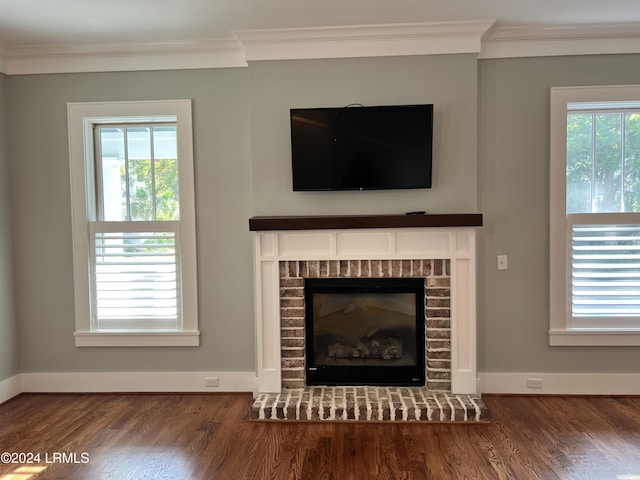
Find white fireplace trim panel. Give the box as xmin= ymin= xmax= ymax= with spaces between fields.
xmin=253 ymin=227 xmax=477 ymax=394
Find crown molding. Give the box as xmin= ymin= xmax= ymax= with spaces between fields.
xmin=3 ymin=21 xmax=640 ymax=74
xmin=481 ymin=22 xmax=640 ymax=58
xmin=5 ymin=38 xmax=247 ymax=75
xmin=233 ymin=20 xmax=496 ymax=61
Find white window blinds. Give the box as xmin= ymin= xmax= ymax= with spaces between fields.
xmin=569 ymin=215 xmax=640 ymax=328
xmin=90 ymin=222 xmax=181 ymax=330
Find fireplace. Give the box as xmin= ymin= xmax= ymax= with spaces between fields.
xmin=249 ymin=214 xmax=481 ymax=395
xmin=305 ymin=277 xmax=426 ymax=386
xmin=279 ymin=258 xmax=450 ymax=390
xmin=249 ymin=215 xmax=487 ymax=422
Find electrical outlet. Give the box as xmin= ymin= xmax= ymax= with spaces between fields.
xmin=204 ymin=377 xmax=219 ymax=388
xmin=526 ymin=378 xmax=543 ymax=389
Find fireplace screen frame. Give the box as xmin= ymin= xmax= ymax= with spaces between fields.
xmin=304 ymin=277 xmax=426 ymax=386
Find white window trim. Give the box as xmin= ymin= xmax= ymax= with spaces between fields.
xmin=67 ymin=100 xmax=199 ymax=347
xmin=550 ymin=85 xmax=640 ymax=346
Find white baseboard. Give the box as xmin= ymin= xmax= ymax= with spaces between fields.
xmin=0 ymin=375 xmax=22 ymax=404
xmin=479 ymin=372 xmax=640 ymax=395
xmin=20 ymin=372 xmax=257 ymax=395
xmin=8 ymin=371 xmax=640 ymax=398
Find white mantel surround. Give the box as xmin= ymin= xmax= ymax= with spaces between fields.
xmin=250 ymin=215 xmax=481 ymax=395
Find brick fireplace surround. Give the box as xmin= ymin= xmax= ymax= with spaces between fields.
xmin=248 ymin=214 xmax=490 ymax=422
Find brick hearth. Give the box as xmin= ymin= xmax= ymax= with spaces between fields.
xmin=252 ymin=387 xmax=490 ymax=422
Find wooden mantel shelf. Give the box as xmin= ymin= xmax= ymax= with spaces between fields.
xmin=249 ymin=213 xmax=483 ymax=231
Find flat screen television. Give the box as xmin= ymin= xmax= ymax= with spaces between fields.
xmin=290 ymin=104 xmax=433 ymax=191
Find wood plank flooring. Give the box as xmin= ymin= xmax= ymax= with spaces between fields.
xmin=0 ymin=393 xmax=639 ymax=479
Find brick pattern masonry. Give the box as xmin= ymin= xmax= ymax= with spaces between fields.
xmin=280 ymin=259 xmax=451 ymax=391
xmin=252 ymin=387 xmax=490 ymax=422
xmin=252 ymin=259 xmax=489 ymax=423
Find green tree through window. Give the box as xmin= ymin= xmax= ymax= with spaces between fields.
xmin=97 ymin=124 xmax=179 ymax=222
xmin=567 ymin=112 xmax=640 ymax=213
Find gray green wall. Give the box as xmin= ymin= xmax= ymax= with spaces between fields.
xmin=0 ymin=72 xmax=18 ymax=381
xmin=4 ymin=51 xmax=640 ymax=379
xmin=8 ymin=69 xmax=255 ymax=373
xmin=249 ymin=55 xmax=479 ymax=215
xmin=478 ymin=54 xmax=640 ymax=374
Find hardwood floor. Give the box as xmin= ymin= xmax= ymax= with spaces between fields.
xmin=0 ymin=393 xmax=639 ymax=479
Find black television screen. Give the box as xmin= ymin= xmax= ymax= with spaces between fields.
xmin=290 ymin=104 xmax=433 ymax=191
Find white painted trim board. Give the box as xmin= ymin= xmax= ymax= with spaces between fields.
xmin=479 ymin=372 xmax=640 ymax=395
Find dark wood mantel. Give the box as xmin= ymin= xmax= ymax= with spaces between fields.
xmin=249 ymin=213 xmax=483 ymax=231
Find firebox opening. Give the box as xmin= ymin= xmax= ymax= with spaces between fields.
xmin=304 ymin=277 xmax=426 ymax=386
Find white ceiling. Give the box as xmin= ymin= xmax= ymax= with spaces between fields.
xmin=1 ymin=0 xmax=640 ymax=47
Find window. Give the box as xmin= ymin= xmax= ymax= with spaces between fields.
xmin=550 ymin=86 xmax=640 ymax=346
xmin=68 ymin=100 xmax=198 ymax=346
